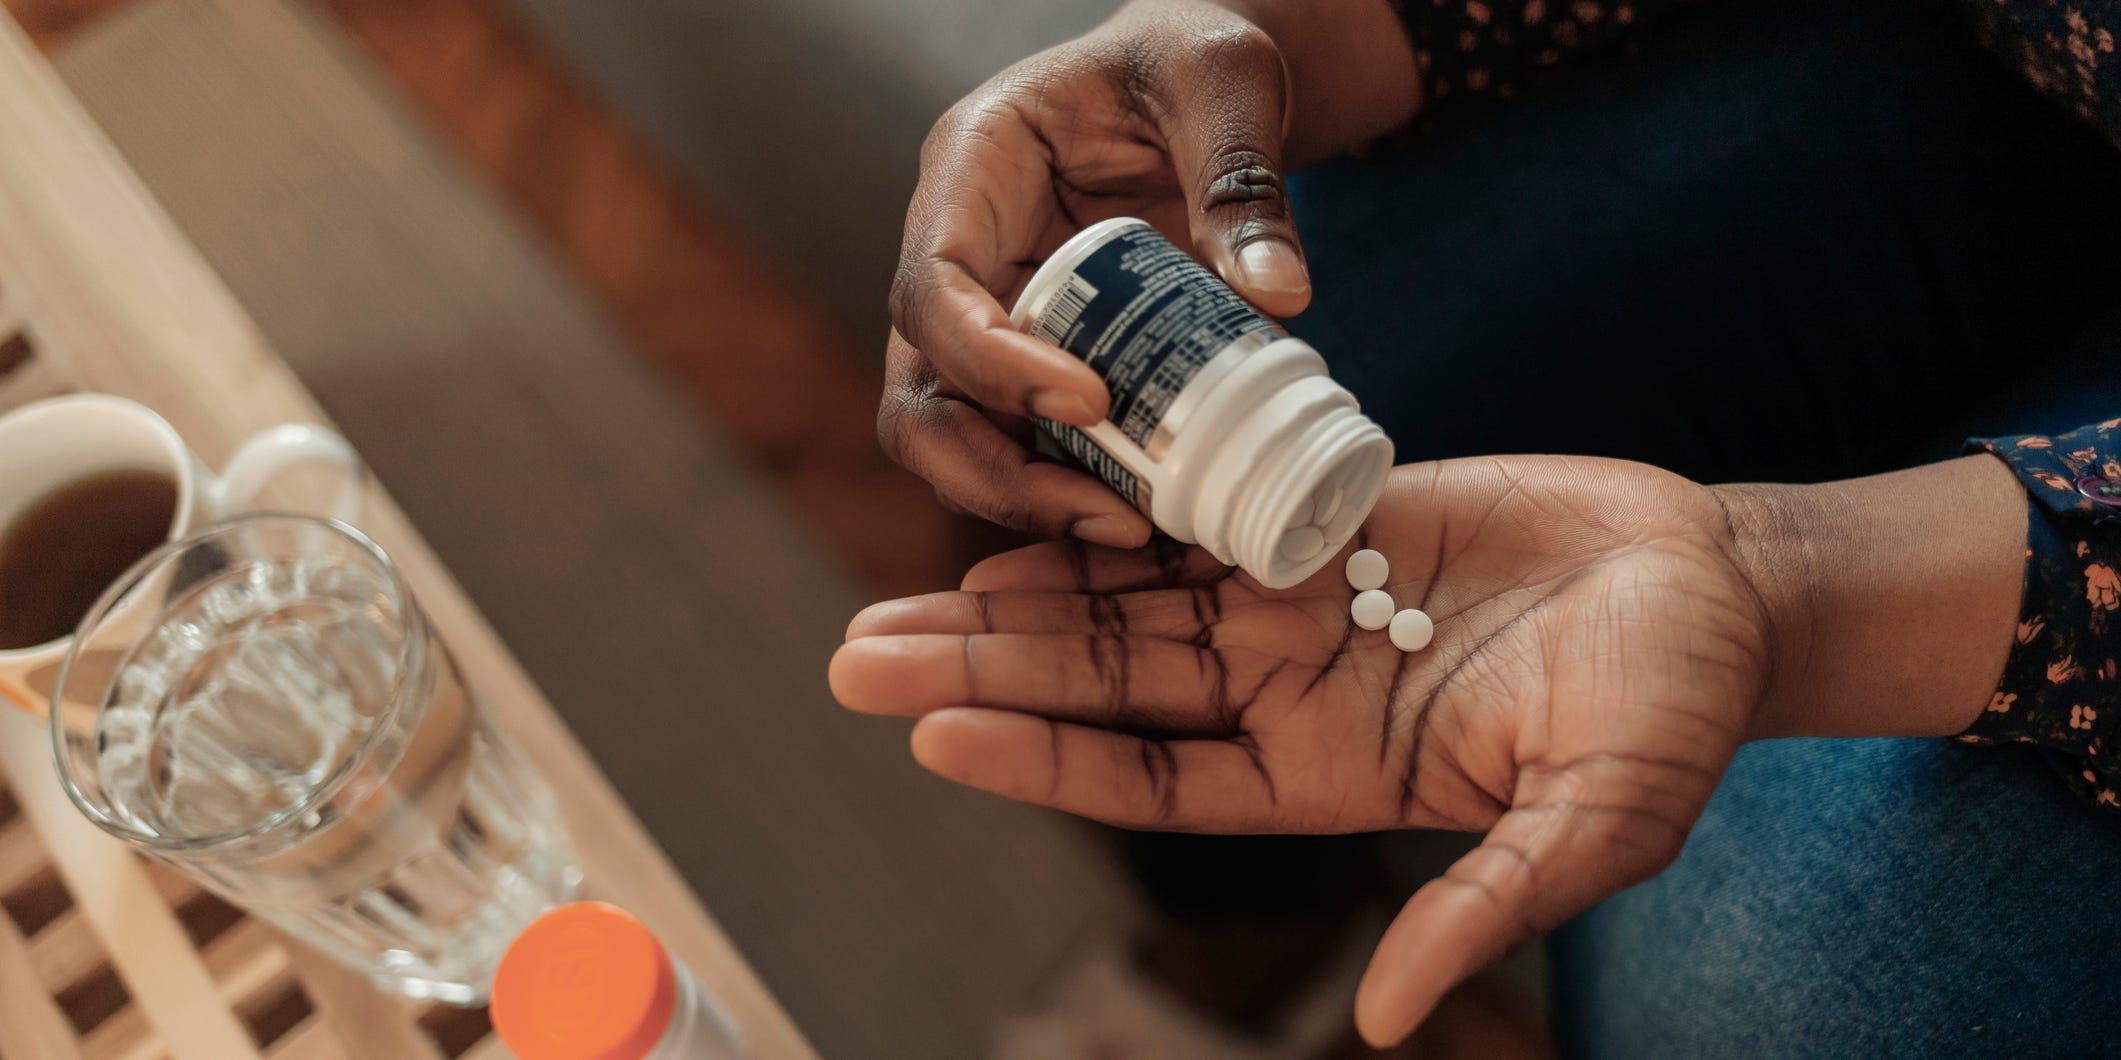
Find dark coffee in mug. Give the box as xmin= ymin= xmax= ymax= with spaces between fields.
xmin=0 ymin=469 xmax=178 ymax=649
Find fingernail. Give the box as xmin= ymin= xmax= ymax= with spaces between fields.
xmin=1071 ymin=515 xmax=1146 ymax=549
xmin=1234 ymin=240 xmax=1309 ymax=297
xmin=1030 ymin=389 xmax=1099 ymax=427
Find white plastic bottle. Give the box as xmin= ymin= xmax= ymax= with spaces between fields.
xmin=491 ymin=902 xmax=747 ymax=1060
xmin=1012 ymin=217 xmax=1394 ymax=588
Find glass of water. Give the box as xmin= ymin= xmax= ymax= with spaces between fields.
xmin=49 ymin=513 xmax=581 ymax=1005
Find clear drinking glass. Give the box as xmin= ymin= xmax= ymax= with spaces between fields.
xmin=50 ymin=513 xmax=581 ymax=1005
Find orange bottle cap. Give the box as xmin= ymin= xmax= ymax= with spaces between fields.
xmin=492 ymin=902 xmax=677 ymax=1060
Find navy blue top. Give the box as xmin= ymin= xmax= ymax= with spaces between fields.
xmin=1389 ymin=0 xmax=2121 ymax=807
xmin=1395 ymin=1 xmax=2121 ymax=146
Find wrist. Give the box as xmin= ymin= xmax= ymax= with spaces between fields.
xmin=1711 ymin=456 xmax=2028 ymax=742
xmin=1703 ymin=480 xmax=1819 ymax=742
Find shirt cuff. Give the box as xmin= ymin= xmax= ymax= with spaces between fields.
xmin=1961 ymin=420 xmax=2121 ymax=810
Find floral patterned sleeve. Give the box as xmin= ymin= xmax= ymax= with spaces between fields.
xmin=1388 ymin=0 xmax=1694 ymax=111
xmin=1961 ymin=419 xmax=2121 ymax=810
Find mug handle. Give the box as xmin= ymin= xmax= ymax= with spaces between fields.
xmin=0 ymin=676 xmax=35 ymax=716
xmin=215 ymin=424 xmax=365 ymax=523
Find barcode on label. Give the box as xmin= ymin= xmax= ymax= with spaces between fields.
xmin=1030 ymin=274 xmax=1098 ymax=347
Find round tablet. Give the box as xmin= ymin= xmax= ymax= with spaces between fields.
xmin=1344 ymin=549 xmax=1388 ymax=592
xmin=1312 ymin=483 xmax=1343 ymax=525
xmin=1350 ymin=589 xmax=1394 ymax=631
xmin=1278 ymin=525 xmax=1326 ymax=562
xmin=1389 ymin=608 xmax=1434 ymax=652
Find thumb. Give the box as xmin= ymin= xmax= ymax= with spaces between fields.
xmin=1351 ymin=780 xmax=1693 ymax=1047
xmin=1157 ymin=24 xmax=1309 ymax=317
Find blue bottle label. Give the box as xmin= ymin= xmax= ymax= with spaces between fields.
xmin=1025 ymin=224 xmax=1281 ymax=499
xmin=1034 ymin=419 xmax=1139 ymax=501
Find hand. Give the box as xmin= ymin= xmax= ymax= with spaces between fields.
xmin=881 ymin=0 xmax=1417 ymax=546
xmin=833 ymin=456 xmax=1770 ymax=1045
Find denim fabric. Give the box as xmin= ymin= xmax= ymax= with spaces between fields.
xmin=1290 ymin=0 xmax=2121 ymax=484
xmin=1548 ymin=739 xmax=2121 ymax=1057
xmin=1264 ymin=0 xmax=2121 ymax=1052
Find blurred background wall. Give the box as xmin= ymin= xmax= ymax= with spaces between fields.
xmin=495 ymin=0 xmax=1121 ymax=342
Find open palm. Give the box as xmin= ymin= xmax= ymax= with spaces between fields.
xmin=832 ymin=455 xmax=1771 ymax=1042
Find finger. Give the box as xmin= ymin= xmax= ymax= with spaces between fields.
xmin=829 ymin=633 xmax=1248 ymax=735
xmin=910 ymin=707 xmax=1279 ymax=830
xmin=1351 ymin=782 xmax=1692 ymax=1047
xmin=898 ymin=272 xmax=1109 ymax=423
xmin=892 ymin=110 xmax=1107 ymax=423
xmin=845 ymin=587 xmax=1224 ymax=642
xmin=933 ymin=490 xmax=975 ymax=518
xmin=1154 ymin=24 xmax=1309 ymax=317
xmin=882 ymin=334 xmax=1150 ymax=545
xmin=962 ymin=539 xmax=1234 ymax=594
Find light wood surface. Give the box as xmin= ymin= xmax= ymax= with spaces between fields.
xmin=41 ymin=1 xmax=1144 ymax=1055
xmin=0 ymin=7 xmax=816 ymax=1057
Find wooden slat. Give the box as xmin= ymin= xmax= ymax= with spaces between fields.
xmin=0 ymin=710 xmax=260 ymax=1060
xmin=200 ymin=920 xmax=289 ymax=1007
xmin=141 ymin=863 xmax=201 ymax=910
xmin=0 ymin=815 xmax=48 ymax=893
xmin=27 ymin=907 xmax=103 ymax=992
xmin=77 ymin=1002 xmax=163 ymax=1060
xmin=281 ymin=948 xmax=445 ymax=1060
xmin=262 ymin=1014 xmax=350 ymax=1060
xmin=0 ymin=899 xmax=84 ymax=1060
xmin=0 ymin=3 xmax=815 ymax=1056
xmin=233 ymin=976 xmax=319 ymax=1055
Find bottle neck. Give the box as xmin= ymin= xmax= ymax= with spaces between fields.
xmin=645 ymin=962 xmax=747 ymax=1059
xmin=1226 ymin=402 xmax=1393 ymax=589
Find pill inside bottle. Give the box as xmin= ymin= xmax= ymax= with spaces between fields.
xmin=1278 ymin=525 xmax=1326 ymax=563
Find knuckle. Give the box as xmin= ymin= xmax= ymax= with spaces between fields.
xmin=1200 ymin=161 xmax=1292 ymax=243
xmin=977 ymin=453 xmax=1062 ymax=535
xmin=1178 ymin=27 xmax=1291 ymax=224
xmin=917 ymin=99 xmax=980 ymax=165
xmin=875 ymin=365 xmax=939 ymax=462
xmin=886 ymin=258 xmax=928 ymax=334
xmin=932 ymin=487 xmax=974 ymax=518
xmin=875 ymin=389 xmax=914 ymax=461
xmin=1200 ymin=149 xmax=1287 ymax=207
xmin=980 ymin=484 xmax=1041 ymax=533
xmin=1192 ymin=22 xmax=1281 ymax=79
xmin=922 ymin=89 xmax=1020 ymax=168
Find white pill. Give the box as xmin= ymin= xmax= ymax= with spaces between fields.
xmin=1278 ymin=525 xmax=1326 ymax=562
xmin=1312 ymin=483 xmax=1343 ymax=525
xmin=1351 ymin=589 xmax=1394 ymax=631
xmin=1344 ymin=548 xmax=1389 ymax=592
xmin=1389 ymin=608 xmax=1435 ymax=652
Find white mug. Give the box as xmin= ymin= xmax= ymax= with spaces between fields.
xmin=0 ymin=394 xmax=363 ymax=714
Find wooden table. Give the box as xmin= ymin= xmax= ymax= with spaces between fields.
xmin=0 ymin=10 xmax=815 ymax=1058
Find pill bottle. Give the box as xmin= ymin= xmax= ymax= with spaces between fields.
xmin=1012 ymin=217 xmax=1393 ymax=589
xmin=492 ymin=902 xmax=746 ymax=1060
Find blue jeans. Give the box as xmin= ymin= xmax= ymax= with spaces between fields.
xmin=1285 ymin=0 xmax=2121 ymax=1054
xmin=1548 ymin=739 xmax=2121 ymax=1057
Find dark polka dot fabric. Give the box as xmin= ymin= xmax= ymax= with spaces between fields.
xmin=1392 ymin=2 xmax=2121 ymax=146
xmin=1965 ymin=422 xmax=2121 ymax=810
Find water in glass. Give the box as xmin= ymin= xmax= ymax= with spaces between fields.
xmin=87 ymin=551 xmax=578 ymax=1004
